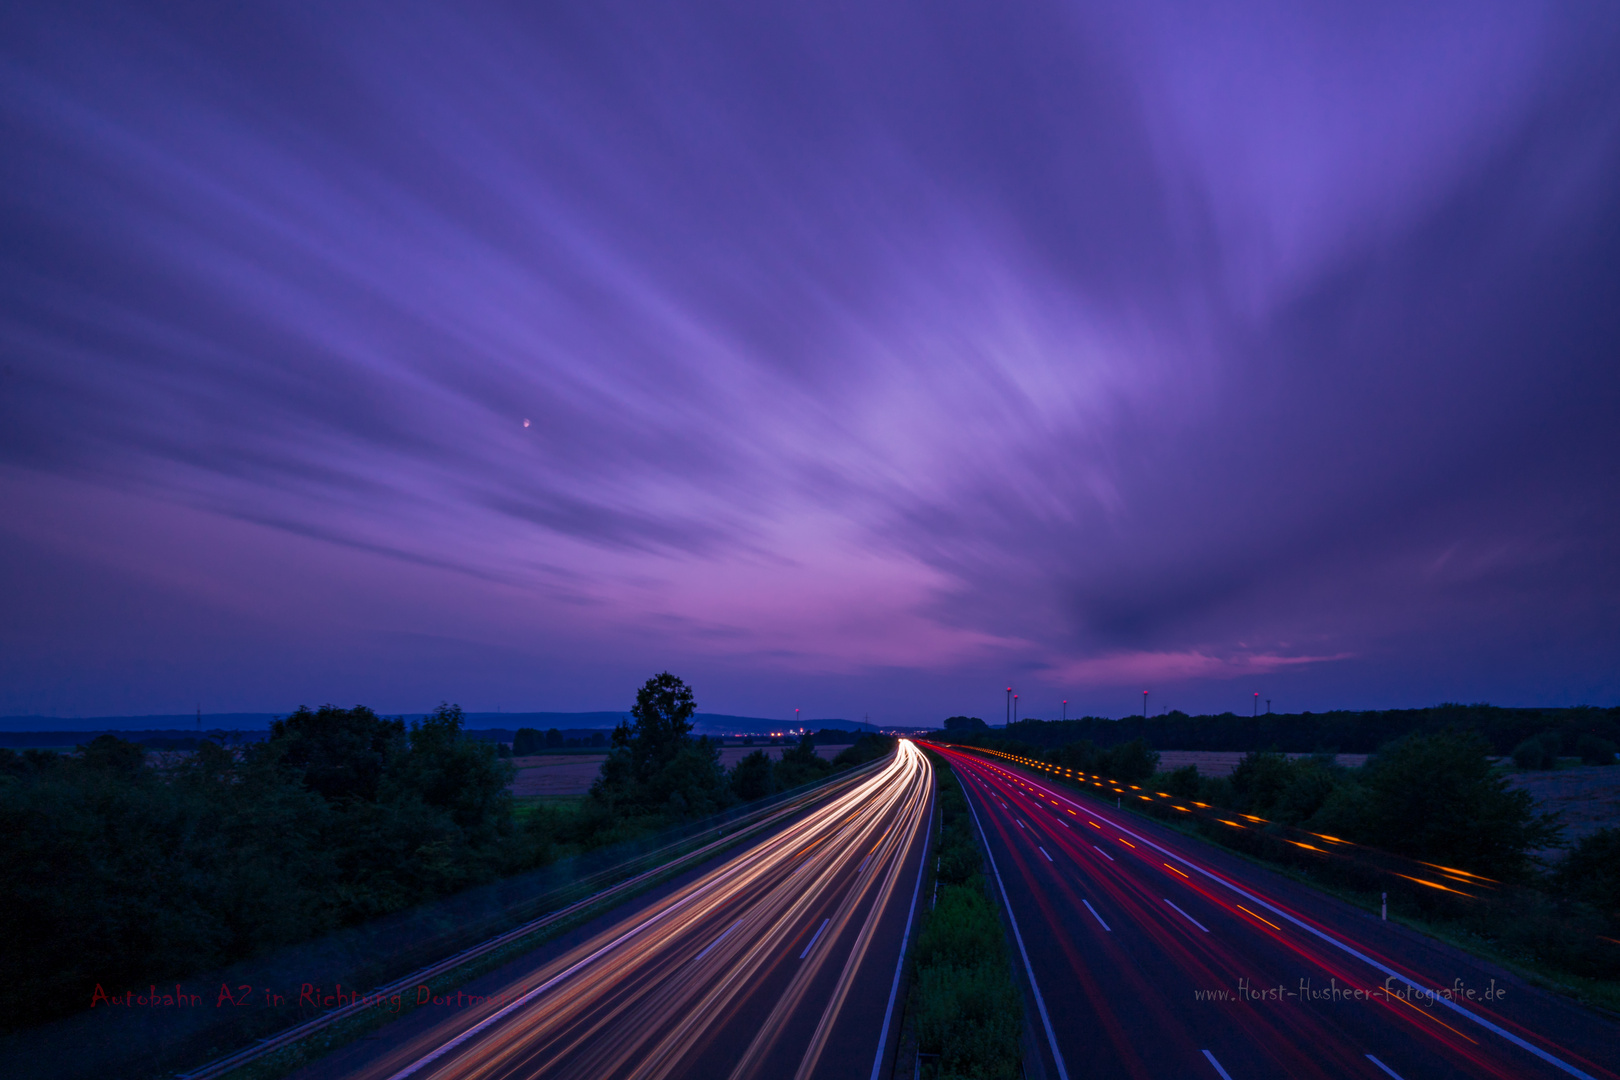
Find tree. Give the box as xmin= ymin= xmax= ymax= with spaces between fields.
xmin=1104 ymin=739 xmax=1159 ymax=783
xmin=1161 ymin=764 xmax=1200 ymax=797
xmin=1511 ymin=737 xmax=1548 ymax=770
xmin=545 ymin=727 xmax=566 ymax=749
xmin=944 ymin=716 xmax=989 ymax=732
xmin=1577 ymin=734 xmax=1617 ymax=766
xmin=775 ymin=733 xmax=832 ymax=789
xmin=1310 ymin=730 xmax=1562 ymax=881
xmin=592 ymin=673 xmax=728 ymax=815
xmin=269 ymin=705 xmax=406 ymax=802
xmin=833 ymin=734 xmax=896 ymax=768
xmin=513 ymin=728 xmax=543 ymax=756
xmin=1553 ymin=827 xmax=1620 ymax=914
xmin=730 ymin=750 xmax=775 ymax=800
xmin=614 ymin=672 xmax=698 ymax=784
xmin=384 ymin=704 xmax=515 ymax=844
xmin=1229 ymin=751 xmax=1293 ymax=813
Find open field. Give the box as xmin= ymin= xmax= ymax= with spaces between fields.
xmin=1153 ymin=750 xmax=1370 ymax=777
xmin=510 ymin=745 xmax=846 ymax=798
xmin=1507 ymin=764 xmax=1620 ymax=851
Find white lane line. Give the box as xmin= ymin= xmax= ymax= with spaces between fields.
xmin=800 ymin=917 xmax=831 ymax=959
xmin=1365 ymin=1054 xmax=1405 ymax=1079
xmin=869 ymin=786 xmax=934 ymax=1080
xmin=1039 ymin=846 xmax=1053 ymax=862
xmin=964 ymin=785 xmax=1071 ymax=1080
xmin=1018 ymin=772 xmax=1598 ymax=1080
xmin=857 ymin=854 xmax=872 ymax=873
xmin=1082 ymin=900 xmax=1111 ymax=932
xmin=1017 ymin=819 xmax=1026 ymax=829
xmin=1092 ymin=845 xmax=1114 ymax=861
xmin=1203 ymin=1048 xmax=1234 ymax=1079
xmin=695 ymin=918 xmax=743 ymax=963
xmin=1164 ymin=898 xmax=1210 ymax=932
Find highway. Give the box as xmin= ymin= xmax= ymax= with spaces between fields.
xmin=935 ymin=745 xmax=1620 ymax=1080
xmin=305 ymin=740 xmax=932 ymax=1080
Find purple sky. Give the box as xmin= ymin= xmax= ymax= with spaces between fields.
xmin=3 ymin=1 xmax=1618 ymax=724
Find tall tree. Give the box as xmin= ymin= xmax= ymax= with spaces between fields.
xmin=615 ymin=672 xmax=698 ymax=785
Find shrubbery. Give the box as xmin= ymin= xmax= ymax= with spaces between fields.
xmin=0 ymin=704 xmax=521 ymax=1031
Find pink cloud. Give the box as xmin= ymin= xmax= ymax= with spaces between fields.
xmin=1048 ymin=649 xmax=1353 ymax=687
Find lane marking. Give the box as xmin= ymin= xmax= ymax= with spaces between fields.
xmin=1083 ymin=899 xmax=1112 ymax=931
xmin=1203 ymin=1049 xmax=1234 ymax=1080
xmin=1017 ymin=819 xmax=1026 ymax=829
xmin=1164 ymin=898 xmax=1210 ymax=932
xmin=963 ymin=781 xmax=1071 ymax=1080
xmin=1164 ymin=862 xmax=1190 ymax=879
xmin=800 ymin=917 xmax=831 ymax=959
xmin=979 ymin=758 xmax=1600 ymax=1080
xmin=1365 ymin=1054 xmax=1405 ymax=1079
xmin=694 ymin=918 xmax=743 ymax=963
xmin=1092 ymin=845 xmax=1114 ymax=861
xmin=1039 ymin=846 xmax=1053 ymax=862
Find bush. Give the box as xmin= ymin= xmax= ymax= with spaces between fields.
xmin=1160 ymin=764 xmax=1200 ymax=797
xmin=730 ymin=750 xmax=774 ymax=801
xmin=1512 ymin=738 xmax=1548 ymax=770
xmin=1309 ymin=729 xmax=1561 ymax=881
xmin=912 ymin=962 xmax=1023 ymax=1080
xmin=513 ymin=727 xmax=543 ymax=756
xmin=833 ymin=733 xmax=896 ymax=768
xmin=911 ymin=884 xmax=1005 ymax=971
xmin=1577 ymin=734 xmax=1618 ymax=766
xmin=0 ymin=705 xmax=521 ymax=1032
xmin=1553 ymin=827 xmax=1620 ymax=914
xmin=1105 ymin=739 xmax=1160 ymax=783
xmin=773 ymin=733 xmax=833 ymax=790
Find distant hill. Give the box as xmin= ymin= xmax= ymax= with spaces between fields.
xmin=0 ymin=710 xmax=880 ymax=742
xmin=0 ymin=713 xmax=282 ymax=733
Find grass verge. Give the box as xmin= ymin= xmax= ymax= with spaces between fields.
xmin=904 ymin=752 xmax=1024 ymax=1080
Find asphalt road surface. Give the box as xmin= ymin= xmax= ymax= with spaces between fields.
xmin=305 ymin=741 xmax=932 ymax=1080
xmin=935 ymin=745 xmax=1619 ymax=1080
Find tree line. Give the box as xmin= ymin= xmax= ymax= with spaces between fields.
xmin=943 ymin=703 xmax=1620 ymax=757
xmin=0 ymin=674 xmax=893 ymax=1032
